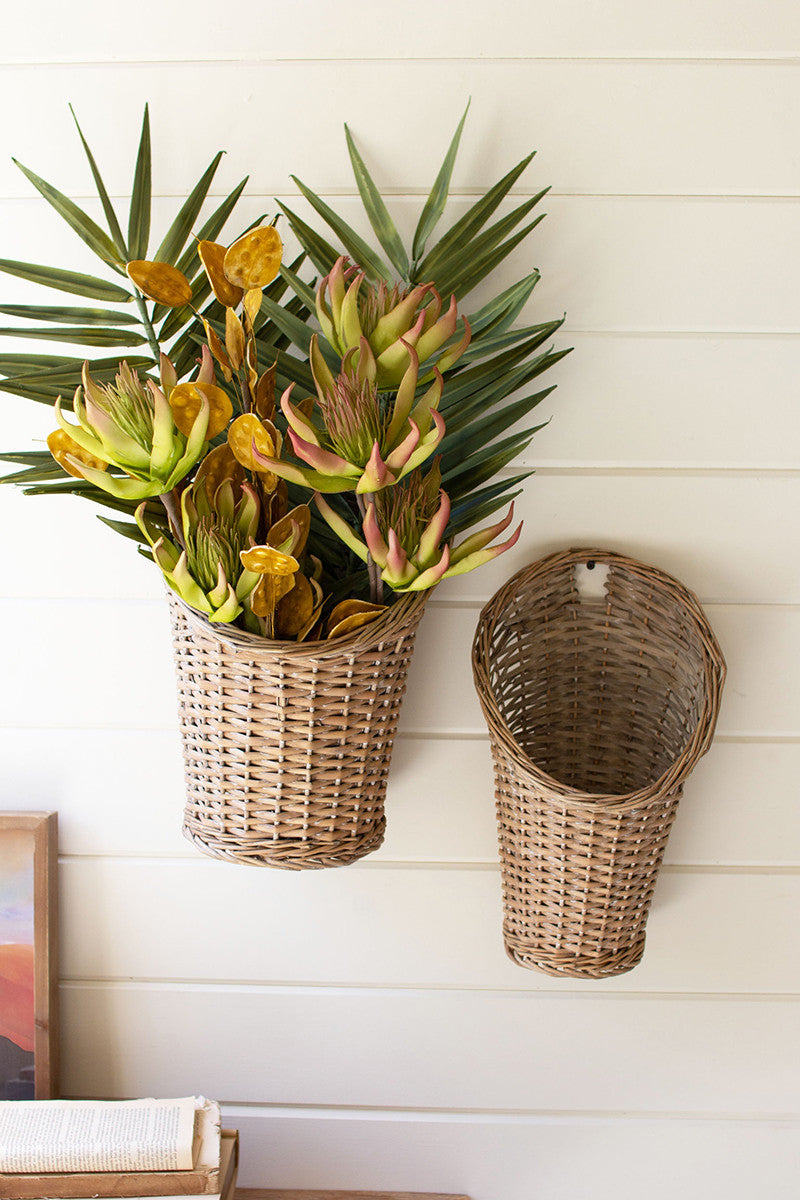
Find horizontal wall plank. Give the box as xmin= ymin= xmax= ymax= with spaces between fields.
xmin=59 ymin=860 xmax=800 ymax=994
xmin=2 ymin=732 xmax=797 ymax=869
xmin=0 ymin=600 xmax=796 ymax=739
xmin=224 ymin=1108 xmax=800 ymax=1200
xmin=6 ymin=330 xmax=797 ymax=470
xmin=3 ymin=62 xmax=800 ymax=198
xmin=1 ymin=190 xmax=799 ymax=346
xmin=2 ymin=473 xmax=796 ymax=605
xmin=5 ymin=1 xmax=800 ymax=63
xmin=536 ymin=334 xmax=800 ymax=469
xmin=60 ymin=984 xmax=799 ymax=1112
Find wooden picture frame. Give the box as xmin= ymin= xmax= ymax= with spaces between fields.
xmin=0 ymin=812 xmax=58 ymax=1099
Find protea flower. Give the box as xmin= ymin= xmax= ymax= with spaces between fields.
xmin=316 ymin=256 xmax=471 ymax=388
xmin=315 ymin=465 xmax=522 ymax=594
xmin=51 ymin=357 xmax=221 ymax=501
xmin=250 ymin=335 xmax=444 ymax=494
xmin=136 ymin=477 xmax=261 ymax=623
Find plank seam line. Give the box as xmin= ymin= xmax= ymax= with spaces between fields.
xmin=4 ymin=55 xmax=800 ymax=67
xmin=1 ymin=726 xmax=797 ymax=745
xmin=60 ymin=979 xmax=800 ymax=1003
xmin=55 ymin=854 xmax=800 ymax=875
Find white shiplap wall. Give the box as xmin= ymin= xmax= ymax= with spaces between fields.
xmin=2 ymin=4 xmax=799 ymax=1197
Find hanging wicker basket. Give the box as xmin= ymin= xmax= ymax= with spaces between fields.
xmin=168 ymin=591 xmax=427 ymax=869
xmin=471 ymin=548 xmax=726 ymax=979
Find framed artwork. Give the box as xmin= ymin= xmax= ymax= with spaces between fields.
xmin=0 ymin=812 xmax=58 ymax=1099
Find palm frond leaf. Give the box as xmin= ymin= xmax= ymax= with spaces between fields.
xmin=127 ymin=105 xmax=152 ymax=261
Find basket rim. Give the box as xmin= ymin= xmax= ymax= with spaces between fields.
xmin=169 ymin=587 xmax=428 ymax=662
xmin=471 ymin=546 xmax=727 ymax=813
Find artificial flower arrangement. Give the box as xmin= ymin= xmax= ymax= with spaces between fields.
xmin=0 ymin=104 xmax=569 ymax=642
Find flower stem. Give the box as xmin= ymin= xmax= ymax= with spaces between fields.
xmin=356 ymin=493 xmax=383 ymax=605
xmin=135 ymin=294 xmax=163 ymax=366
xmin=159 ymin=487 xmax=185 ymax=551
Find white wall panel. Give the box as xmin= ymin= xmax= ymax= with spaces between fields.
xmin=2 ymin=474 xmax=796 ymax=604
xmin=3 ymin=62 xmax=800 ymax=198
xmin=59 ymin=860 xmax=800 ymax=995
xmin=5 ymin=1 xmax=800 ymax=63
xmin=60 ymin=984 xmax=799 ymax=1112
xmin=3 ymin=732 xmax=797 ymax=869
xmin=2 ymin=192 xmax=798 ymax=341
xmin=0 ymin=600 xmax=796 ymax=738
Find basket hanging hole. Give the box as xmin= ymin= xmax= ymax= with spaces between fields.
xmin=574 ymin=561 xmax=610 ymax=601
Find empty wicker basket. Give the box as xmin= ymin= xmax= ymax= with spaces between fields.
xmin=472 ymin=548 xmax=726 ymax=978
xmin=169 ymin=591 xmax=426 ymax=869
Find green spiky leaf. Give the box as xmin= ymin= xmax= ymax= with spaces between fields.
xmin=0 ymin=258 xmax=133 ymax=302
xmin=345 ymin=125 xmax=409 ymax=278
xmin=127 ymin=105 xmax=151 ymax=261
xmin=12 ymin=158 xmax=125 ymax=272
xmin=411 ymin=101 xmax=470 ymax=264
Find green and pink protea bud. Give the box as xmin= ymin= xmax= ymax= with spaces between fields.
xmin=52 ymin=360 xmax=213 ymax=501
xmin=314 ymin=466 xmax=523 ymax=594
xmin=316 ymin=255 xmax=471 ymax=389
xmin=135 ymin=476 xmax=262 ymax=623
xmin=249 ymin=336 xmax=445 ymax=495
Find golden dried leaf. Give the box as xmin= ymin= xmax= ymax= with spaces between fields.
xmin=296 ymin=395 xmax=315 ymax=421
xmin=241 ymin=544 xmax=299 ymax=576
xmin=126 ymin=260 xmax=192 ymax=307
xmin=267 ymin=505 xmax=311 ymax=557
xmin=227 ymin=413 xmax=277 ymax=485
xmin=327 ymin=606 xmax=388 ymax=640
xmin=327 ymin=599 xmax=387 ymax=629
xmin=47 ymin=429 xmax=108 ymax=479
xmin=169 ymin=381 xmax=232 ymax=440
xmin=274 ymin=573 xmax=315 ymax=638
xmin=225 ymin=307 xmax=246 ymax=371
xmin=255 ymin=361 xmax=276 ymax=421
xmin=202 ymin=318 xmax=233 ymax=383
xmin=223 ymin=226 xmax=283 ymax=290
xmin=194 ymin=443 xmax=245 ymax=501
xmin=251 ymin=572 xmax=296 ymax=623
xmin=243 ymin=288 xmax=263 ymax=327
xmin=197 ymin=240 xmax=243 ymax=308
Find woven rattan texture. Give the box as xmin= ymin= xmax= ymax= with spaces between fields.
xmin=169 ymin=592 xmax=427 ymax=869
xmin=472 ymin=548 xmax=726 ymax=978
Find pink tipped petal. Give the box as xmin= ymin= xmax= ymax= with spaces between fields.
xmin=362 ymin=502 xmax=389 ymax=568
xmin=448 ymin=502 xmax=517 ymax=566
xmin=402 ymin=545 xmax=451 ymax=592
xmin=328 ymin=256 xmax=348 ymax=325
xmin=415 ymin=294 xmax=458 ymax=362
xmin=370 ymin=284 xmax=430 ymax=355
xmin=196 ymin=344 xmax=216 ymax=385
xmin=397 ymin=410 xmax=445 ymax=479
xmin=436 ymin=314 xmax=473 ymax=373
xmin=383 ymin=529 xmax=414 ymax=587
xmin=356 ymin=336 xmax=377 ymax=384
xmin=416 ymin=490 xmax=451 ymax=567
xmin=288 ymin=428 xmax=360 ymax=478
xmin=409 ymin=368 xmax=443 ymax=436
xmin=340 ymin=273 xmax=365 ymax=349
xmin=419 ymin=288 xmax=443 ymax=334
xmin=309 ymin=335 xmax=337 ymax=398
xmin=384 ymin=418 xmax=421 ymax=473
xmin=445 ymin=520 xmax=523 ymax=579
xmin=160 ymin=352 xmax=178 ymax=394
xmin=281 ymin=384 xmax=321 ymax=445
xmin=357 ymin=441 xmax=392 ymax=493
